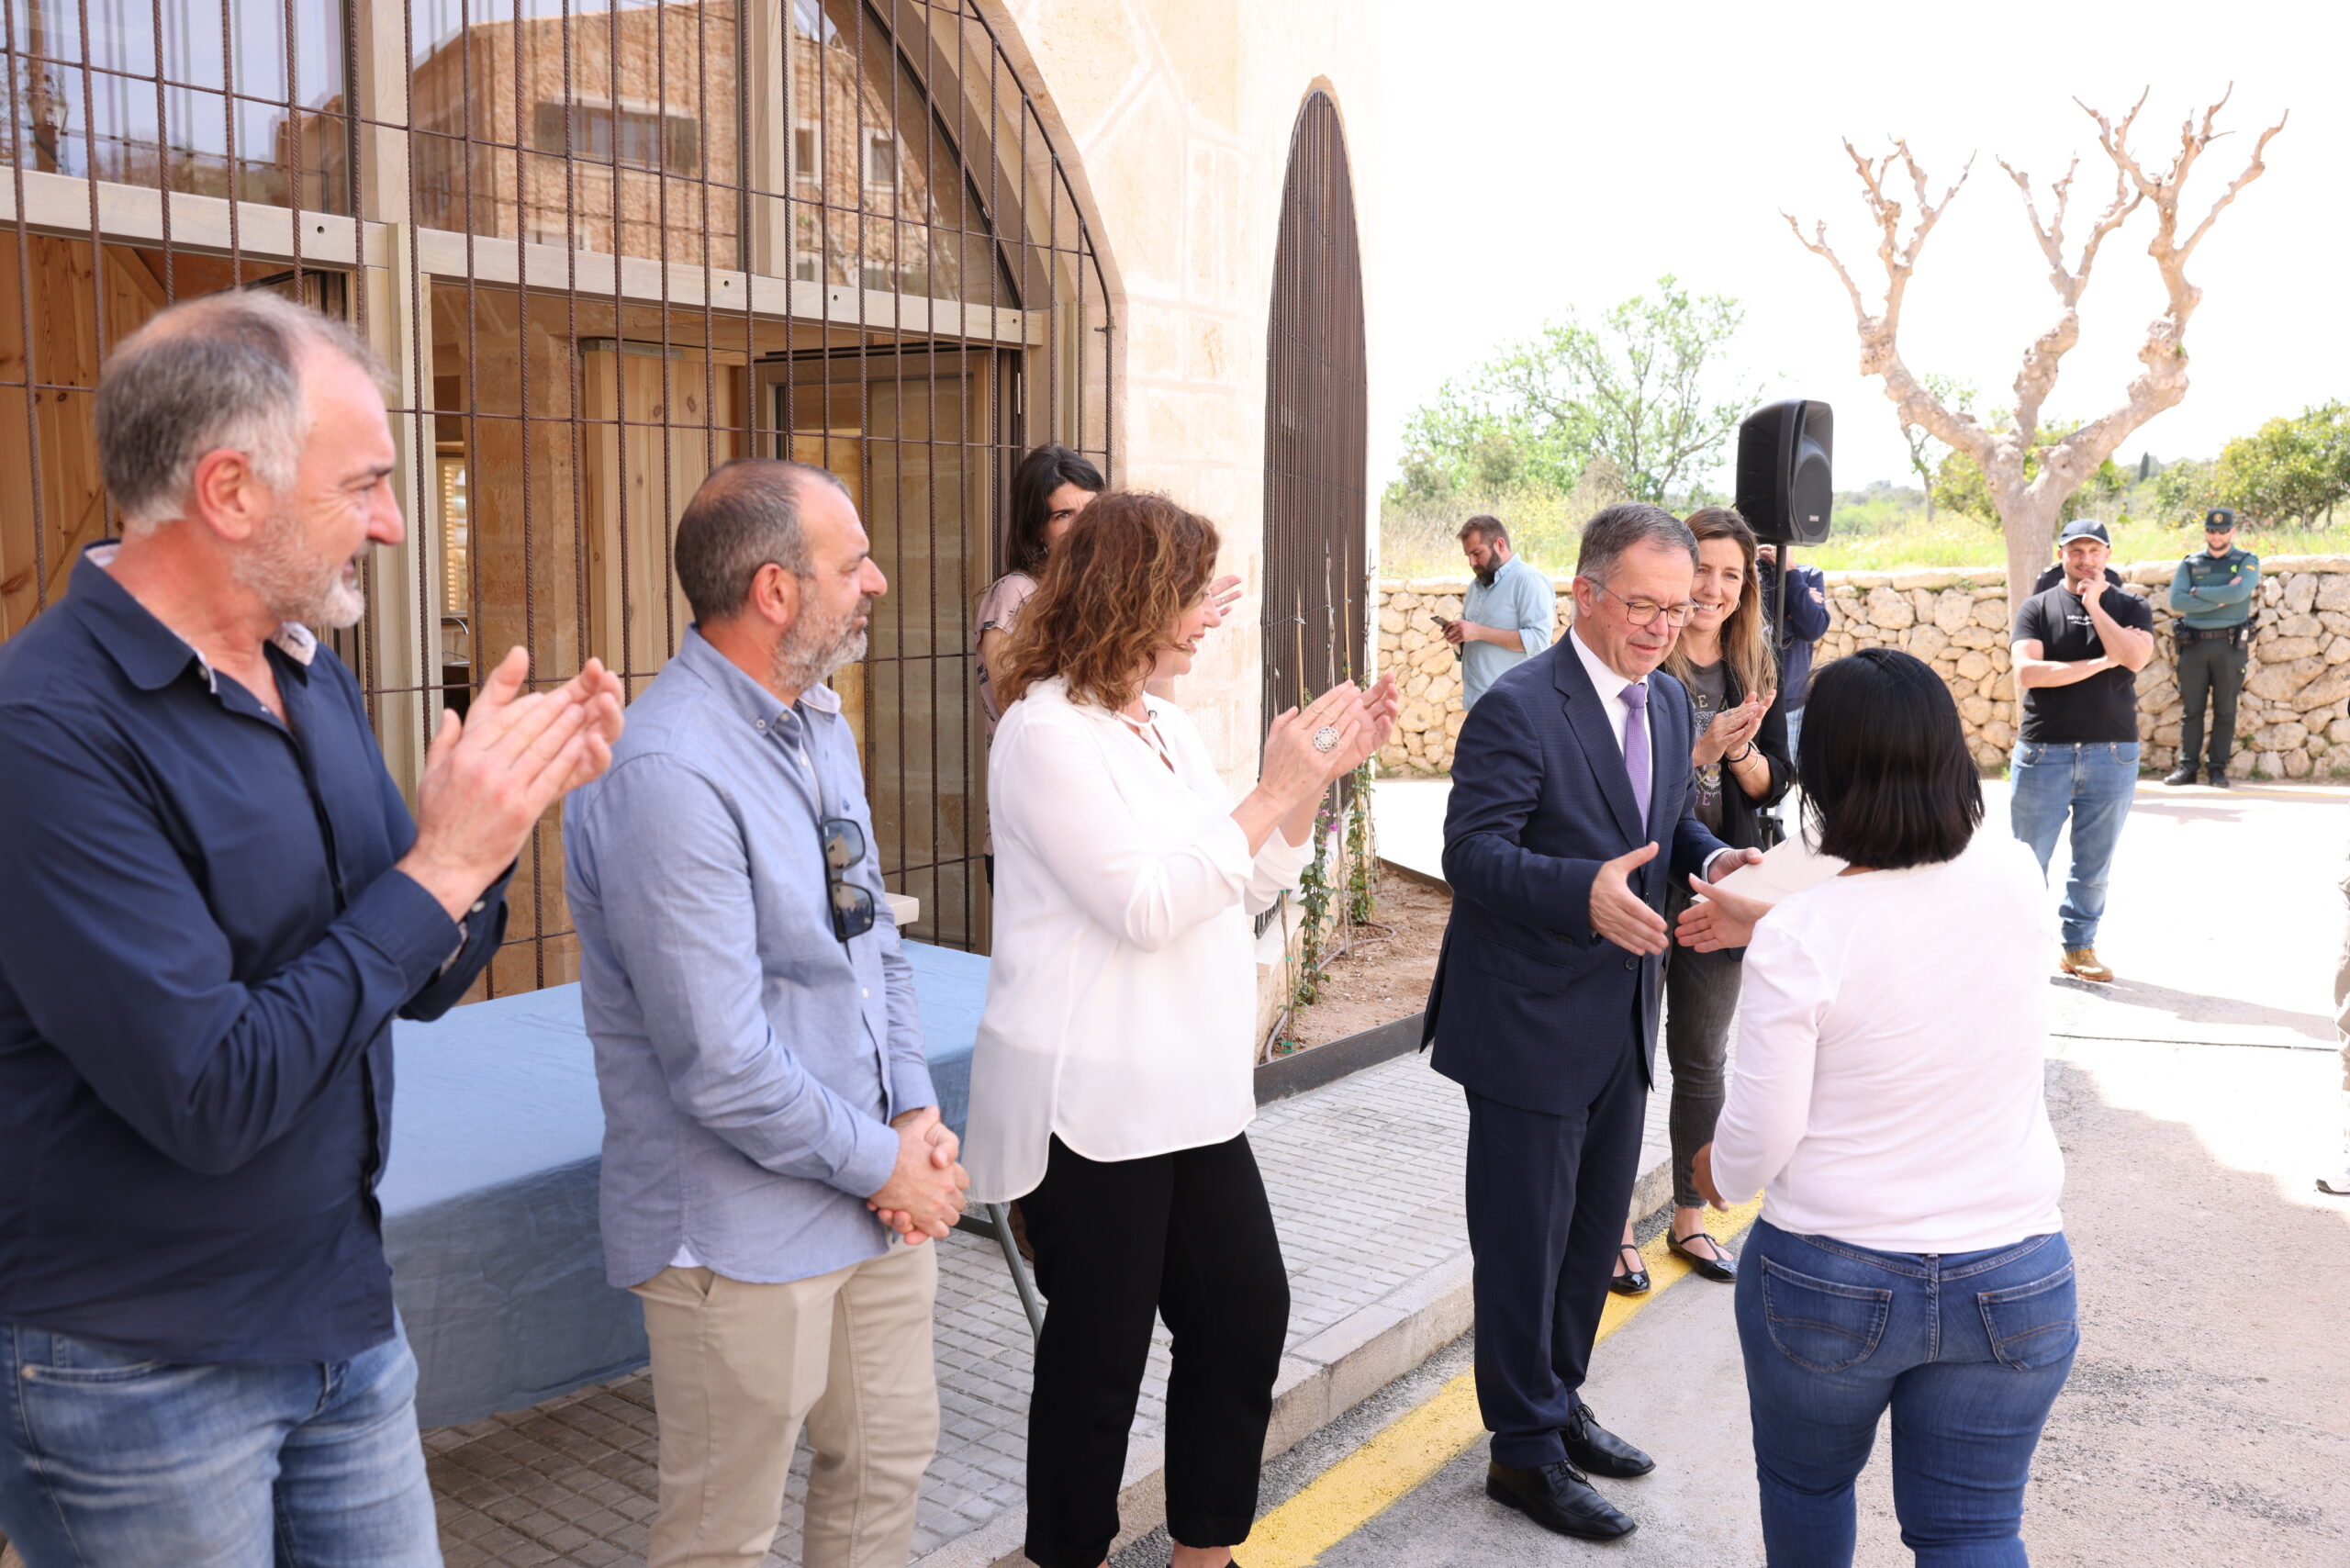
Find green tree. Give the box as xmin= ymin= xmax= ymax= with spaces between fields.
xmin=2152 ymin=456 xmax=2222 ymax=524
xmin=1385 ymin=276 xmax=1754 ymax=510
xmin=2213 ymin=403 xmax=2350 ymax=525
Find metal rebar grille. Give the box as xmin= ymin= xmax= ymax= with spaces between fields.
xmin=1261 ymin=89 xmax=1365 ymax=763
xmin=3 ymin=0 xmax=1111 ymax=992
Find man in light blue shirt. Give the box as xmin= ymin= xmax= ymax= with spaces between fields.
xmin=1445 ymin=514 xmax=1555 ymax=709
xmin=565 ymin=458 xmax=967 ymax=1568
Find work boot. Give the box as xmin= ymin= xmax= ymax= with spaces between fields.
xmin=2163 ymin=762 xmax=2198 ymax=786
xmin=2207 ymin=765 xmax=2230 ymax=789
xmin=2060 ymin=948 xmax=2114 ymax=983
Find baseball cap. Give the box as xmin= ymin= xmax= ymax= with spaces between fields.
xmin=2204 ymin=507 xmax=2238 ymax=532
xmin=2057 ymin=519 xmax=2111 ymax=546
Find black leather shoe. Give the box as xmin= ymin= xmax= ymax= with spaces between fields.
xmin=1486 ymin=1459 xmax=1637 ymax=1540
xmin=2207 ymin=767 xmax=2230 ymax=789
xmin=1609 ymin=1242 xmax=1651 ymax=1295
xmin=1668 ymin=1230 xmax=1737 ymax=1282
xmin=1562 ymin=1401 xmax=1655 ymax=1479
xmin=2163 ymin=763 xmax=2198 ymax=786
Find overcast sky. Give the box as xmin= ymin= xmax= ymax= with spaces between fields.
xmin=1360 ymin=0 xmax=2346 ymax=498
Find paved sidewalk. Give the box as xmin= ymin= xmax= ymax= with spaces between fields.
xmin=423 ymin=1050 xmax=1478 ymax=1568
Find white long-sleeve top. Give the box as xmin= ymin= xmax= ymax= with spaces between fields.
xmin=962 ymin=678 xmax=1309 ymax=1202
xmin=1707 ymin=830 xmax=2066 ymax=1254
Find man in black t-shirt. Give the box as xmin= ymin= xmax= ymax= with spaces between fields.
xmin=2009 ymin=519 xmax=2157 ymax=984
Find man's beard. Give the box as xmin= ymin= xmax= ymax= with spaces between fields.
xmin=1473 ymin=563 xmax=1498 ymax=588
xmin=233 ymin=509 xmax=367 ymax=629
xmin=773 ymin=593 xmax=875 ymax=693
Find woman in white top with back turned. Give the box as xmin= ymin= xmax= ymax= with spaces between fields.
xmin=1686 ymin=647 xmax=2076 ymax=1568
xmin=965 ymin=491 xmax=1394 ymax=1568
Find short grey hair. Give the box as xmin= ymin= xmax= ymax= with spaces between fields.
xmin=674 ymin=458 xmax=853 ymax=623
xmin=1575 ymin=501 xmax=1696 ymax=581
xmin=95 ymin=290 xmax=388 ymax=535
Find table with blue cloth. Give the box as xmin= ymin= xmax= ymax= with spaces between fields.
xmin=380 ymin=942 xmax=990 ymax=1428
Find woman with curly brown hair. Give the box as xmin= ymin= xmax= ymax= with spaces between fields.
xmin=963 ymin=492 xmax=1395 ymax=1568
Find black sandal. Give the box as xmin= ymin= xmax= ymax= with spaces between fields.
xmin=1608 ymin=1242 xmax=1651 ymax=1295
xmin=1669 ymin=1230 xmax=1737 ymax=1282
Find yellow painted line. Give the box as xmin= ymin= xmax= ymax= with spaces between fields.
xmin=1243 ymin=1194 xmax=1766 ymax=1568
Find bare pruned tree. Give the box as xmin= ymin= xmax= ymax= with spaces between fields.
xmin=1786 ymin=88 xmax=2286 ymax=601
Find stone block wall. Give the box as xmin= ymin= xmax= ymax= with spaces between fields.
xmin=1373 ymin=555 xmax=2350 ymax=780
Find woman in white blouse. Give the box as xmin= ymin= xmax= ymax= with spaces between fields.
xmin=964 ymin=491 xmax=1394 ymax=1568
xmin=1685 ymin=647 xmax=2076 ymax=1566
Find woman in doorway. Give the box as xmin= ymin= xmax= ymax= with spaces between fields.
xmin=1611 ymin=506 xmax=1788 ymax=1294
xmin=975 ymin=445 xmax=1237 ymax=884
xmin=976 ymin=447 xmax=1102 ymax=888
xmin=1686 ymin=648 xmax=2075 ymax=1565
xmin=964 ymin=492 xmax=1395 ymax=1568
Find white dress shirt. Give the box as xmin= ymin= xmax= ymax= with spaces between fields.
xmin=962 ymin=678 xmax=1310 ymax=1203
xmin=1707 ymin=831 xmax=2066 ymax=1254
xmin=1569 ymin=625 xmax=1649 ymax=763
xmin=1571 ymin=625 xmax=1738 ymax=879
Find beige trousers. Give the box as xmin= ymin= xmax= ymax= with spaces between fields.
xmin=631 ymin=1241 xmax=940 ymax=1568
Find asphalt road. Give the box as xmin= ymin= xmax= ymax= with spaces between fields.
xmin=1153 ymin=780 xmax=2350 ymax=1567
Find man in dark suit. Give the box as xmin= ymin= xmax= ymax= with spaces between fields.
xmin=1423 ymin=503 xmax=1759 ymax=1540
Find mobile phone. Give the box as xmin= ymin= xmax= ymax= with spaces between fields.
xmin=1432 ymin=616 xmax=1452 ymax=628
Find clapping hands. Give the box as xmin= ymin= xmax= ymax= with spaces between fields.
xmin=1692 ymin=689 xmax=1773 ymax=767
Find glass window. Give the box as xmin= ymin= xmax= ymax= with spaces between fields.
xmin=3 ymin=0 xmax=351 ymax=210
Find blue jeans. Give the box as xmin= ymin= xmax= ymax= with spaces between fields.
xmin=0 ymin=1322 xmax=441 ymax=1568
xmin=2008 ymin=740 xmax=2138 ymax=949
xmin=1735 ymin=1222 xmax=2076 ymax=1567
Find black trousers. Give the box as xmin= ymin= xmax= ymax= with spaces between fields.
xmin=1663 ymin=884 xmax=1743 ymax=1212
xmin=1019 ymin=1133 xmax=1289 ymax=1568
xmin=1465 ymin=1042 xmax=1648 ymax=1471
xmin=2177 ymin=635 xmax=2246 ymax=770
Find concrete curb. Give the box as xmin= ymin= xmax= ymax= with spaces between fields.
xmin=1256 ymin=1012 xmax=1425 ymax=1104
xmin=909 ymin=1246 xmax=1478 ymax=1568
xmin=912 ymin=1092 xmax=1672 ymax=1568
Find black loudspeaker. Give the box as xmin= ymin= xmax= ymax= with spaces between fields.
xmin=1735 ymin=399 xmax=1833 ymax=544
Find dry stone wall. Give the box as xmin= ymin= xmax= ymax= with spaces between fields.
xmin=1373 ymin=555 xmax=2350 ymax=781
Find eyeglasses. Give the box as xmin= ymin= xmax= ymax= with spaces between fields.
xmin=1589 ymin=580 xmax=1699 ymax=629
xmin=821 ymin=816 xmax=877 ymax=944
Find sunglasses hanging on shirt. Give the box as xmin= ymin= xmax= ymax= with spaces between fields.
xmin=821 ymin=816 xmax=878 ymax=945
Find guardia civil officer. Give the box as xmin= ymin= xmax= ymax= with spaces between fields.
xmin=2164 ymin=507 xmax=2260 ymax=788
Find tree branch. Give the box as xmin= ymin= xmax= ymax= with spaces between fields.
xmin=1783 ymin=141 xmax=1991 ymax=468
xmin=2049 ymin=86 xmax=2288 ymax=495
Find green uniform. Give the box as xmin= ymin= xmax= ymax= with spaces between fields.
xmin=2167 ymin=546 xmax=2259 ymax=774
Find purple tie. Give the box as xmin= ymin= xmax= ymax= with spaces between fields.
xmin=1619 ymin=680 xmax=1651 ymax=827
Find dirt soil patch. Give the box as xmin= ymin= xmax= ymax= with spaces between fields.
xmin=1273 ymin=871 xmax=1451 ymax=1054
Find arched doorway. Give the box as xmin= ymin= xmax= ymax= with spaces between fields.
xmin=1 ymin=0 xmax=1112 ymax=980
xmin=1261 ymin=89 xmax=1366 ymax=734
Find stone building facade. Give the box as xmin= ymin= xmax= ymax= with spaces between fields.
xmin=1375 ymin=555 xmax=2350 ymax=781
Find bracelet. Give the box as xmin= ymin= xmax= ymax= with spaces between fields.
xmin=1728 ymin=742 xmax=1756 ymax=765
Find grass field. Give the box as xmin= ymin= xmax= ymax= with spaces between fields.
xmin=1379 ymin=487 xmax=2350 ymax=580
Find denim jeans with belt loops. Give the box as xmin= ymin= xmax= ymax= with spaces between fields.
xmin=2008 ymin=739 xmax=2138 ymax=950
xmin=0 ymin=1320 xmax=442 ymax=1568
xmin=1735 ymin=1220 xmax=2078 ymax=1567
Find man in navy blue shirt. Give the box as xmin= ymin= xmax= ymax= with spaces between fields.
xmin=0 ymin=291 xmax=621 ymax=1566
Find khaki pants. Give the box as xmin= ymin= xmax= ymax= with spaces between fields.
xmin=632 ymin=1241 xmax=939 ymax=1568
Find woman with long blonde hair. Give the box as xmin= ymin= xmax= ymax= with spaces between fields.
xmin=1611 ymin=505 xmax=1791 ymax=1294
xmin=963 ymin=492 xmax=1395 ymax=1568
